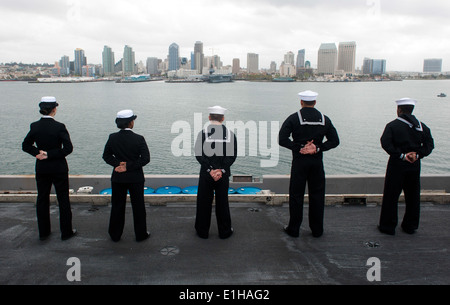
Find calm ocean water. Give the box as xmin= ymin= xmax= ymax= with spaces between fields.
xmin=1 ymin=79 xmax=449 ymax=177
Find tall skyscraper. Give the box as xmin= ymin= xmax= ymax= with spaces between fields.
xmin=372 ymin=59 xmax=386 ymax=75
xmin=232 ymin=58 xmax=240 ymax=74
xmin=296 ymin=49 xmax=305 ymax=69
xmin=123 ymin=45 xmax=136 ymax=75
xmin=74 ymin=48 xmax=86 ymax=76
xmin=338 ymin=41 xmax=356 ymax=74
xmin=59 ymin=55 xmax=70 ymax=76
xmin=146 ymin=57 xmax=159 ymax=75
xmin=191 ymin=52 xmax=195 ymax=70
xmin=270 ymin=61 xmax=277 ymax=74
xmin=168 ymin=43 xmax=180 ymax=71
xmin=194 ymin=41 xmax=204 ymax=74
xmin=212 ymin=55 xmax=221 ymax=69
xmin=284 ymin=51 xmax=295 ymax=66
xmin=363 ymin=57 xmax=386 ymax=75
xmin=423 ymin=59 xmax=442 ymax=73
xmin=247 ymin=53 xmax=259 ymax=74
xmin=362 ymin=57 xmax=373 ymax=75
xmin=317 ymin=43 xmax=337 ymax=75
xmin=102 ymin=46 xmax=115 ymax=76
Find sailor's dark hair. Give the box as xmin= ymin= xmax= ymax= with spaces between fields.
xmin=302 ymin=100 xmax=316 ymax=106
xmin=39 ymin=107 xmax=55 ymax=115
xmin=398 ymin=105 xmax=414 ymax=114
xmin=116 ymin=121 xmax=133 ymax=129
xmin=209 ymin=114 xmax=225 ymax=122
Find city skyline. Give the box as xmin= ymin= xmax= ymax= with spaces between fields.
xmin=1 ymin=1 xmax=449 ymax=72
xmin=13 ymin=40 xmax=447 ymax=76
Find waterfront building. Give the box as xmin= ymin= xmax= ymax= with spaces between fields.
xmin=372 ymin=59 xmax=386 ymax=75
xmin=362 ymin=57 xmax=373 ymax=75
xmin=94 ymin=64 xmax=102 ymax=76
xmin=74 ymin=48 xmax=86 ymax=76
xmin=82 ymin=65 xmax=95 ymax=77
xmin=59 ymin=55 xmax=70 ymax=76
xmin=363 ymin=57 xmax=386 ymax=75
xmin=232 ymin=58 xmax=240 ymax=75
xmin=168 ymin=43 xmax=180 ymax=71
xmin=146 ymin=57 xmax=159 ymax=75
xmin=247 ymin=53 xmax=259 ymax=74
xmin=114 ymin=59 xmax=123 ymax=74
xmin=136 ymin=61 xmax=146 ymax=74
xmin=161 ymin=59 xmax=168 ymax=73
xmin=102 ymin=46 xmax=115 ymax=76
xmin=52 ymin=62 xmax=60 ymax=76
xmin=194 ymin=41 xmax=204 ymax=74
xmin=279 ymin=63 xmax=296 ymax=77
xmin=190 ymin=52 xmax=195 ymax=70
xmin=212 ymin=55 xmax=221 ymax=69
xmin=305 ymin=61 xmax=311 ymax=69
xmin=284 ymin=51 xmax=295 ymax=66
xmin=423 ymin=58 xmax=442 ymax=73
xmin=317 ymin=43 xmax=337 ymax=75
xmin=180 ymin=57 xmax=190 ymax=69
xmin=205 ymin=55 xmax=222 ymax=70
xmin=296 ymin=49 xmax=305 ymax=70
xmin=123 ymin=45 xmax=136 ymax=75
xmin=338 ymin=41 xmax=356 ymax=74
xmin=270 ymin=61 xmax=277 ymax=74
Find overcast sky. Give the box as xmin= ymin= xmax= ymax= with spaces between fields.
xmin=1 ymin=0 xmax=449 ymax=71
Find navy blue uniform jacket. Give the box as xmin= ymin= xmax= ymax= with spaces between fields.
xmin=102 ymin=130 xmax=150 ymax=183
xmin=22 ymin=117 xmax=73 ymax=174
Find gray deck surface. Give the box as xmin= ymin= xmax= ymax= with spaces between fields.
xmin=1 ymin=202 xmax=449 ymax=286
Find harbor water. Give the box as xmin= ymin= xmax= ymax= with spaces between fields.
xmin=1 ymin=79 xmax=449 ymax=177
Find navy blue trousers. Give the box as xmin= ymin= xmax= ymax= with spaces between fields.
xmin=286 ymin=157 xmax=325 ymax=237
xmin=195 ymin=173 xmax=233 ymax=239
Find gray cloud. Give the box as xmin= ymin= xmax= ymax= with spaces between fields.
xmin=0 ymin=0 xmax=448 ymax=71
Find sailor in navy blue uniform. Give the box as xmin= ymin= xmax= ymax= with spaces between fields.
xmin=194 ymin=106 xmax=237 ymax=239
xmin=279 ymin=91 xmax=340 ymax=238
xmin=22 ymin=96 xmax=76 ymax=241
xmin=103 ymin=110 xmax=151 ymax=242
xmin=378 ymin=98 xmax=434 ymax=235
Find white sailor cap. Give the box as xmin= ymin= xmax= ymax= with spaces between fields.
xmin=395 ymin=98 xmax=417 ymax=106
xmin=116 ymin=109 xmax=136 ymax=119
xmin=39 ymin=96 xmax=59 ymax=108
xmin=298 ymin=90 xmax=318 ymax=102
xmin=115 ymin=110 xmax=137 ymax=126
xmin=208 ymin=106 xmax=227 ymax=115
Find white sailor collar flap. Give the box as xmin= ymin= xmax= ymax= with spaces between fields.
xmin=204 ymin=125 xmax=231 ymax=143
xmin=298 ymin=110 xmax=325 ymax=126
xmin=396 ymin=117 xmax=423 ymax=132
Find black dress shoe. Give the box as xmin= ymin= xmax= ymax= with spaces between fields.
xmin=378 ymin=225 xmax=395 ymax=236
xmin=283 ymin=226 xmax=299 ymax=238
xmin=401 ymin=226 xmax=416 ymax=235
xmin=136 ymin=232 xmax=151 ymax=242
xmin=62 ymin=229 xmax=77 ymax=241
xmin=220 ymin=228 xmax=234 ymax=240
xmin=312 ymin=231 xmax=323 ymax=238
xmin=196 ymin=229 xmax=209 ymax=239
xmin=39 ymin=233 xmax=51 ymax=241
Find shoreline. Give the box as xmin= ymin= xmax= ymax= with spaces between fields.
xmin=0 ymin=78 xmax=446 ymax=84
